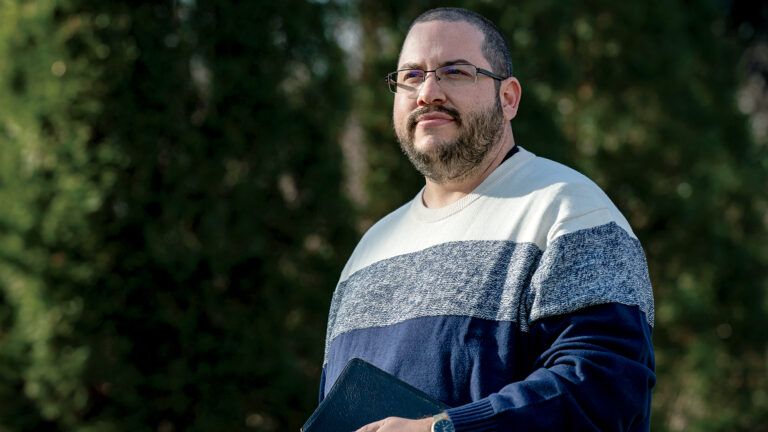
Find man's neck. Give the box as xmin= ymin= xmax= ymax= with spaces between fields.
xmin=422 ymin=132 xmax=516 ymax=208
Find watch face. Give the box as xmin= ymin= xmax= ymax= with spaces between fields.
xmin=432 ymin=419 xmax=455 ymax=432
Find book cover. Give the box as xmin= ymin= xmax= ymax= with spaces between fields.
xmin=301 ymin=358 xmax=449 ymax=432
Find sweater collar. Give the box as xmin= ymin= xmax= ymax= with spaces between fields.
xmin=409 ymin=146 xmax=534 ymax=223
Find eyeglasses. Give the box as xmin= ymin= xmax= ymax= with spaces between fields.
xmin=385 ymin=63 xmax=507 ymax=98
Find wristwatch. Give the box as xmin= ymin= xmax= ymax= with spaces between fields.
xmin=431 ymin=412 xmax=455 ymax=432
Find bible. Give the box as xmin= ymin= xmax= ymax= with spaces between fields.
xmin=301 ymin=358 xmax=449 ymax=432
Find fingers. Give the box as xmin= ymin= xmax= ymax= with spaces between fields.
xmin=356 ymin=418 xmax=385 ymax=432
xmin=355 ymin=416 xmax=429 ymax=432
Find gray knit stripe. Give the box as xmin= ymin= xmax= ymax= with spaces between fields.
xmin=528 ymin=222 xmax=655 ymax=326
xmin=325 ymin=222 xmax=653 ymax=361
xmin=325 ymin=241 xmax=542 ymax=360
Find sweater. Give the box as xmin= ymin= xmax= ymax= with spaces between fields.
xmin=320 ymin=147 xmax=655 ymax=431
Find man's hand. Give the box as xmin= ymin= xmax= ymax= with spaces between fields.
xmin=355 ymin=416 xmax=433 ymax=432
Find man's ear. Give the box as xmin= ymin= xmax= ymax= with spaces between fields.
xmin=499 ymin=77 xmax=522 ymax=121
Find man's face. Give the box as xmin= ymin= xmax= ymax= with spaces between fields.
xmin=393 ymin=20 xmax=505 ymax=183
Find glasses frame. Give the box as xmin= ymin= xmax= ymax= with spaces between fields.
xmin=385 ymin=63 xmax=508 ymax=96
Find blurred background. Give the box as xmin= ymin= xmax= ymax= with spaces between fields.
xmin=0 ymin=0 xmax=766 ymax=431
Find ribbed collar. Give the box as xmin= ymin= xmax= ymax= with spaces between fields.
xmin=409 ymin=146 xmax=535 ymax=223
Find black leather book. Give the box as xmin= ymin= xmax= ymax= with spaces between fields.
xmin=301 ymin=358 xmax=449 ymax=432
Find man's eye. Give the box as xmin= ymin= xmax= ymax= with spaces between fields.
xmin=441 ymin=66 xmax=473 ymax=79
xmin=401 ymin=70 xmax=424 ymax=82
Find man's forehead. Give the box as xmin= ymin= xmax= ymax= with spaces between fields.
xmin=398 ymin=20 xmax=486 ymax=68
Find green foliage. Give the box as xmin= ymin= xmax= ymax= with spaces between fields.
xmin=0 ymin=0 xmax=766 ymax=431
xmin=1 ymin=0 xmax=355 ymax=431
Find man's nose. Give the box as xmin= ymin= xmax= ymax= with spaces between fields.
xmin=416 ymin=72 xmax=446 ymax=106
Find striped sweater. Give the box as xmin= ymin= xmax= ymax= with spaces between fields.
xmin=320 ymin=147 xmax=655 ymax=431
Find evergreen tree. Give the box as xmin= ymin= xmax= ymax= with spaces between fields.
xmin=0 ymin=1 xmax=355 ymax=430
xmin=1 ymin=0 xmax=766 ymax=430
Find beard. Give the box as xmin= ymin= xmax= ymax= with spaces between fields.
xmin=394 ymin=96 xmax=505 ymax=183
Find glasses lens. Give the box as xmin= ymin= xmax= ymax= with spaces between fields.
xmin=397 ymin=69 xmax=426 ymax=86
xmin=385 ymin=65 xmax=479 ymax=95
xmin=436 ymin=64 xmax=477 ymax=85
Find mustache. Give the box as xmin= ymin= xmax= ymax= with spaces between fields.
xmin=406 ymin=105 xmax=462 ymax=132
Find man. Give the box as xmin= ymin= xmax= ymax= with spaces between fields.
xmin=320 ymin=7 xmax=655 ymax=432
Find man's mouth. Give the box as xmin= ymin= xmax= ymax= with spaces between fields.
xmin=408 ymin=107 xmax=460 ymax=132
xmin=416 ymin=113 xmax=455 ymax=127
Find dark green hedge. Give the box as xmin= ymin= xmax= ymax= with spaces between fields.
xmin=0 ymin=1 xmax=766 ymax=431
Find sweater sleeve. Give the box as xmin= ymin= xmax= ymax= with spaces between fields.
xmin=446 ymin=212 xmax=655 ymax=431
xmin=445 ymin=303 xmax=655 ymax=431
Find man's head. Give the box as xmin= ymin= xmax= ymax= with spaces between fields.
xmin=392 ymin=8 xmax=521 ymax=184
xmin=408 ymin=8 xmax=514 ymax=84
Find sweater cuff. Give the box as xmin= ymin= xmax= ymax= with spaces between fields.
xmin=446 ymin=399 xmax=497 ymax=432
